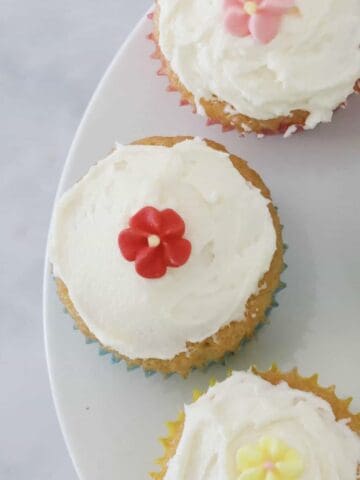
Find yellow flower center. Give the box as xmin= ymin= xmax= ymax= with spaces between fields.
xmin=244 ymin=1 xmax=258 ymax=15
xmin=148 ymin=234 xmax=161 ymax=248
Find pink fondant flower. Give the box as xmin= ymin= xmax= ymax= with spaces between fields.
xmin=224 ymin=0 xmax=296 ymax=44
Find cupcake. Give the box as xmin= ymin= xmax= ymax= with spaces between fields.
xmin=151 ymin=1 xmax=360 ymax=135
xmin=153 ymin=366 xmax=360 ymax=479
xmin=50 ymin=136 xmax=283 ymax=376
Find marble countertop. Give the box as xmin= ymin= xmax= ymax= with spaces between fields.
xmin=0 ymin=1 xmax=149 ymax=478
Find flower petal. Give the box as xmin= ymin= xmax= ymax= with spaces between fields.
xmin=276 ymin=461 xmax=303 ymax=478
xmin=260 ymin=0 xmax=295 ymax=14
xmin=224 ymin=8 xmax=250 ymax=37
xmin=160 ymin=208 xmax=186 ymax=238
xmin=266 ymin=437 xmax=287 ymax=460
xmin=224 ymin=0 xmax=244 ymax=9
xmin=238 ymin=466 xmax=265 ymax=480
xmin=118 ymin=228 xmax=147 ymax=261
xmin=135 ymin=246 xmax=167 ymax=279
xmin=264 ymin=471 xmax=277 ymax=480
xmin=248 ymin=12 xmax=282 ymax=43
xmin=163 ymin=238 xmax=192 ymax=267
xmin=236 ymin=445 xmax=264 ymax=471
xmin=276 ymin=449 xmax=304 ymax=477
xmin=130 ymin=206 xmax=161 ymax=235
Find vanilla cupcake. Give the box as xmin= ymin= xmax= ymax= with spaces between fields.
xmin=153 ymin=366 xmax=360 ymax=479
xmin=151 ymin=0 xmax=360 ymax=135
xmin=50 ymin=137 xmax=283 ymax=376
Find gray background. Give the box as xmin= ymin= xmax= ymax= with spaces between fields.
xmin=0 ymin=1 xmax=149 ymax=478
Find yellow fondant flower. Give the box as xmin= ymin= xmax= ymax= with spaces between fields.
xmin=236 ymin=436 xmax=304 ymax=480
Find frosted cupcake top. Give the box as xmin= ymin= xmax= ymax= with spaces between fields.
xmin=50 ymin=138 xmax=276 ymax=360
xmin=157 ymin=0 xmax=360 ymax=129
xmin=165 ymin=371 xmax=360 ymax=479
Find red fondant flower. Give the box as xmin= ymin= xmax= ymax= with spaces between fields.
xmin=118 ymin=206 xmax=192 ymax=279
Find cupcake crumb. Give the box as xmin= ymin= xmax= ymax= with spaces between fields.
xmin=284 ymin=125 xmax=297 ymax=138
xmin=241 ymin=123 xmax=252 ymax=133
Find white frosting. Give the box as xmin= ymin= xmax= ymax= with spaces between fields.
xmin=165 ymin=371 xmax=360 ymax=479
xmin=158 ymin=0 xmax=360 ymax=129
xmin=50 ymin=139 xmax=276 ymax=360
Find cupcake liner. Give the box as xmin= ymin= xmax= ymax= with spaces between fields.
xmin=354 ymin=79 xmax=360 ymax=95
xmin=151 ymin=365 xmax=360 ymax=479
